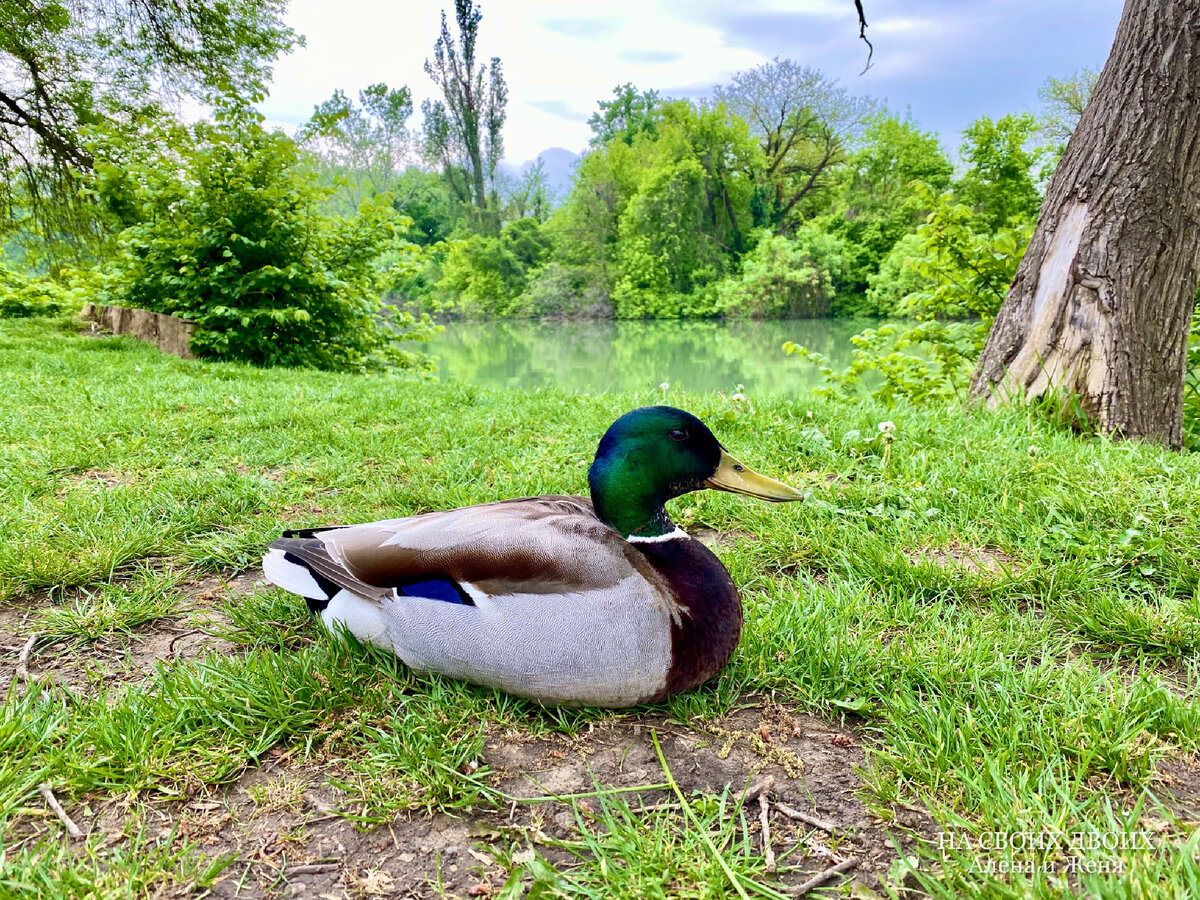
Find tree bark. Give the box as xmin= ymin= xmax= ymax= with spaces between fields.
xmin=970 ymin=0 xmax=1200 ymax=449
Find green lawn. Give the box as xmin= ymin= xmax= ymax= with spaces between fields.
xmin=1 ymin=316 xmax=1199 ymax=898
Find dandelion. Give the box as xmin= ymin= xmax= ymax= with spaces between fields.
xmin=878 ymin=420 xmax=896 ymax=434
xmin=659 ymin=382 xmax=670 ymax=393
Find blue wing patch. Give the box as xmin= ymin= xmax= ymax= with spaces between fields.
xmin=397 ymin=578 xmax=473 ymax=605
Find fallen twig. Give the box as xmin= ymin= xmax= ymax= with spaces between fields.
xmin=759 ymin=796 xmax=776 ymax=874
xmin=284 ymin=862 xmax=340 ymax=876
xmin=634 ymin=800 xmax=682 ymax=814
xmin=787 ymin=857 xmax=858 ymax=896
xmin=745 ymin=775 xmax=774 ymax=803
xmin=38 ymin=783 xmax=84 ymax=839
xmin=169 ymin=629 xmax=206 ymax=659
xmin=775 ymin=802 xmax=837 ymax=834
xmin=15 ymin=633 xmax=38 ymax=684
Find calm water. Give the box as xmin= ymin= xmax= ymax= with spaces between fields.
xmin=426 ymin=318 xmax=878 ymax=395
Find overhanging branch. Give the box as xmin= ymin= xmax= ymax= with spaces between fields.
xmin=854 ymin=0 xmax=874 ymax=73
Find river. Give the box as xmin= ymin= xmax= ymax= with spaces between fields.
xmin=425 ymin=318 xmax=878 ymax=395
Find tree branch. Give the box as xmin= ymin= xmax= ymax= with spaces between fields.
xmin=854 ymin=0 xmax=874 ymax=73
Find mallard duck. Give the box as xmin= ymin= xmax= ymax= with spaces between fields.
xmin=262 ymin=406 xmax=802 ymax=707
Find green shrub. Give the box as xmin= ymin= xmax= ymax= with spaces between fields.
xmin=96 ymin=104 xmax=434 ymax=371
xmin=517 ymin=262 xmax=611 ymax=318
xmin=715 ymin=227 xmax=843 ymax=318
xmin=0 ymin=263 xmax=72 ymax=318
xmin=861 ymin=232 xmax=928 ymax=317
xmin=787 ymin=185 xmax=1033 ymax=404
xmin=434 ymin=219 xmax=558 ymax=317
xmin=437 ymin=235 xmax=527 ymax=316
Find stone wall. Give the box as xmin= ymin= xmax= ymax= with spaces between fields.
xmin=80 ymin=303 xmax=195 ymax=359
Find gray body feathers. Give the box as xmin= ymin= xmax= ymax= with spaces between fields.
xmin=263 ymin=497 xmax=684 ymax=706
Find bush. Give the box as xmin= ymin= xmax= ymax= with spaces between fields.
xmin=437 ymin=235 xmax=526 ymax=317
xmin=860 ymin=232 xmax=928 ymax=317
xmin=0 ymin=263 xmax=72 ymax=318
xmin=787 ymin=185 xmax=1033 ymax=404
xmin=96 ymin=104 xmax=435 ymax=371
xmin=517 ymin=262 xmax=611 ymax=318
xmin=715 ymin=227 xmax=843 ymax=318
xmin=435 ymin=218 xmax=558 ymax=317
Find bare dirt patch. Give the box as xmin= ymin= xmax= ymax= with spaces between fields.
xmin=66 ymin=702 xmax=931 ymax=899
xmin=6 ymin=571 xmax=935 ymax=897
xmin=0 ymin=570 xmax=262 ymax=697
xmin=907 ymin=541 xmax=1019 ymax=575
xmin=1153 ymin=755 xmax=1200 ymax=820
xmin=689 ymin=525 xmax=754 ymax=552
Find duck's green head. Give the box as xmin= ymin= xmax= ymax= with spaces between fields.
xmin=588 ymin=406 xmax=803 ymax=539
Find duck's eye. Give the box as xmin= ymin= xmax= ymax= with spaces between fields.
xmin=733 ymin=464 xmax=745 ymax=472
xmin=669 ymin=429 xmax=689 ymax=441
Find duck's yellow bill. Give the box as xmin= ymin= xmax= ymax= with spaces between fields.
xmin=705 ymin=449 xmax=804 ymax=502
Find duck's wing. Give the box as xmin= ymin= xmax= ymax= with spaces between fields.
xmin=265 ymin=495 xmax=662 ymax=603
xmin=263 ymin=496 xmax=680 ymax=706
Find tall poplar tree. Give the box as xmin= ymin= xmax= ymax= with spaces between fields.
xmin=422 ymin=0 xmax=507 ymax=234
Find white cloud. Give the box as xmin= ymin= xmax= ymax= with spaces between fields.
xmin=261 ymin=0 xmax=762 ymax=161
xmin=258 ymin=0 xmax=1122 ymax=164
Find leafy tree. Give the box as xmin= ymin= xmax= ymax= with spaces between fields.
xmin=588 ymin=84 xmax=662 ymax=147
xmin=823 ymin=112 xmax=953 ymax=307
xmin=0 ymin=0 xmax=296 ymax=252
xmin=955 ymin=113 xmax=1042 ymax=231
xmin=560 ymin=100 xmax=759 ymax=318
xmin=713 ymin=59 xmax=874 ymax=233
xmin=301 ymin=83 xmax=417 ymax=216
xmin=1037 ymin=68 xmax=1099 ymax=149
xmin=96 ymin=104 xmax=434 ymax=371
xmin=500 ymin=218 xmax=552 ymax=270
xmin=613 ymin=158 xmax=720 ymax=317
xmin=550 ymin=140 xmax=640 ymax=278
xmin=391 ymin=167 xmax=466 ymax=246
xmin=498 ymin=159 xmax=553 ymax=223
xmin=422 ymin=0 xmax=507 ymax=233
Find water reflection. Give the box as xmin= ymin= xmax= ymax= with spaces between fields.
xmin=427 ymin=318 xmax=878 ymax=395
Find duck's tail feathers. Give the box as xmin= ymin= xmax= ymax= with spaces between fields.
xmin=262 ymin=547 xmax=332 ymax=609
xmin=263 ymin=536 xmax=387 ymax=612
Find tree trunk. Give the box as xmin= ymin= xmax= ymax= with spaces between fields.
xmin=970 ymin=0 xmax=1200 ymax=449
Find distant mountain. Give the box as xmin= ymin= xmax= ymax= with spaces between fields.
xmin=533 ymin=147 xmax=579 ymax=197
xmin=499 ymin=147 xmax=580 ymax=202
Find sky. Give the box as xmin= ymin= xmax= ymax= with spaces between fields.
xmin=259 ymin=0 xmax=1125 ymax=164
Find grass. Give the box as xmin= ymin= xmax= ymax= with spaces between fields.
xmin=1 ymin=315 xmax=1199 ymax=896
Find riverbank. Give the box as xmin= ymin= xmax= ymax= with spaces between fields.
xmin=2 ymin=316 xmax=1198 ymax=896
